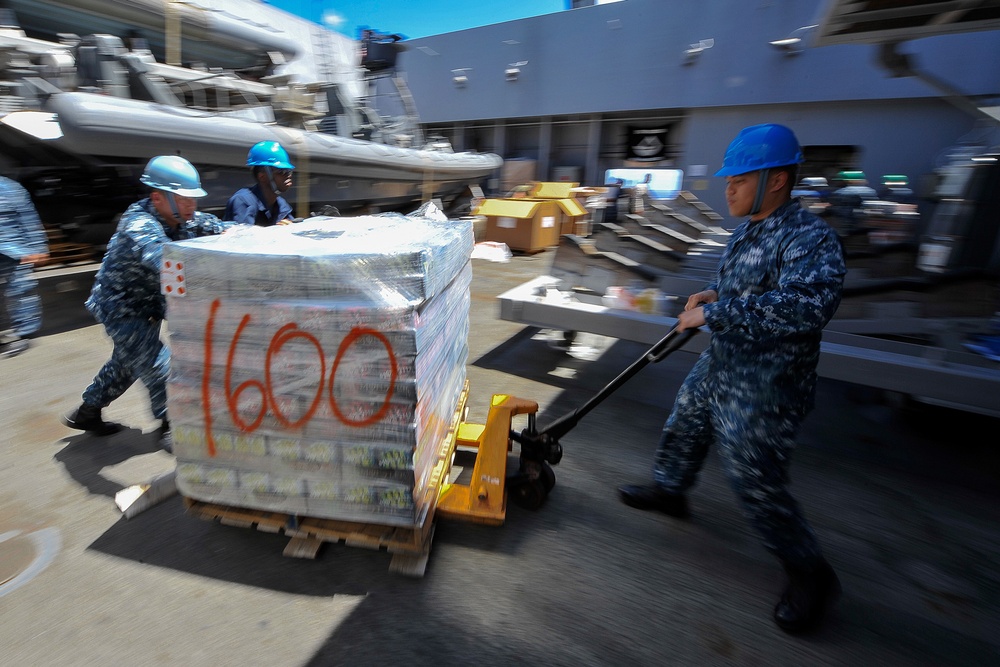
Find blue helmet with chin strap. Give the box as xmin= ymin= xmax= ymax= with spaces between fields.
xmin=140 ymin=155 xmax=206 ymax=224
xmin=716 ymin=124 xmax=804 ymax=215
xmin=247 ymin=141 xmax=295 ymax=170
xmin=714 ymin=123 xmax=803 ymax=177
xmin=140 ymin=155 xmax=207 ymax=197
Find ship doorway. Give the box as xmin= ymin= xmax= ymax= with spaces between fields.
xmin=800 ymin=145 xmax=859 ymax=183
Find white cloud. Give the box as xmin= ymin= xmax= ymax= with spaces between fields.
xmin=322 ymin=10 xmax=346 ymax=29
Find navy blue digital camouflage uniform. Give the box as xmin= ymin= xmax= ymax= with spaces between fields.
xmin=653 ymin=199 xmax=845 ymax=570
xmin=223 ymin=184 xmax=293 ymax=227
xmin=81 ymin=199 xmax=232 ymax=420
xmin=0 ymin=176 xmax=48 ymax=338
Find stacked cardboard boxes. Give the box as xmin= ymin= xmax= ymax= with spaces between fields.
xmin=529 ymin=182 xmax=588 ymax=235
xmin=163 ymin=212 xmax=473 ymax=527
xmin=476 ymin=182 xmax=589 ymax=252
xmin=476 ymin=198 xmax=561 ymax=253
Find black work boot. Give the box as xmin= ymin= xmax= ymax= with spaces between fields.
xmin=0 ymin=337 xmax=29 ymax=358
xmin=773 ymin=559 xmax=841 ymax=634
xmin=62 ymin=403 xmax=121 ymax=436
xmin=617 ymin=484 xmax=690 ymax=518
xmin=157 ymin=418 xmax=172 ymax=453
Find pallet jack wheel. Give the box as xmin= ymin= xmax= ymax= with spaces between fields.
xmin=510 ymin=458 xmax=555 ymax=510
xmin=540 ymin=461 xmax=556 ymax=492
xmin=510 ymin=478 xmax=548 ymax=511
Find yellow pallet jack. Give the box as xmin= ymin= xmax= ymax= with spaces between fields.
xmin=437 ymin=325 xmax=697 ymax=525
xmin=117 ymin=326 xmax=696 ymax=576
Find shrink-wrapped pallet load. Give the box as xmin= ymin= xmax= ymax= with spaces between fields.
xmin=163 ymin=210 xmax=473 ymax=527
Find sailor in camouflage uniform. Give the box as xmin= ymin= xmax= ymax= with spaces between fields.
xmin=0 ymin=176 xmax=49 ymax=358
xmin=224 ymin=141 xmax=296 ymax=227
xmin=618 ymin=124 xmax=846 ymax=634
xmin=63 ymin=156 xmax=234 ymax=447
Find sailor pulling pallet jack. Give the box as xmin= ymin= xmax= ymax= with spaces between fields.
xmin=618 ymin=124 xmax=846 ymax=634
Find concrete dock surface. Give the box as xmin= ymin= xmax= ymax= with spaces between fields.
xmin=2 ymin=252 xmax=999 ymax=666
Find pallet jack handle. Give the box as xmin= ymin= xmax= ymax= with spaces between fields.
xmin=536 ymin=325 xmax=698 ymax=443
xmin=511 ymin=325 xmax=698 ymax=471
xmin=501 ymin=325 xmax=698 ymax=511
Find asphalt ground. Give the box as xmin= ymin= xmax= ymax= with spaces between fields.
xmin=2 ymin=252 xmax=999 ymax=666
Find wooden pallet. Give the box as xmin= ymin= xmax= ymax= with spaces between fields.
xmin=182 ymin=381 xmax=470 ymax=577
xmin=184 ymin=497 xmax=437 ymax=576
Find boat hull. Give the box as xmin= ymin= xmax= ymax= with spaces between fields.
xmin=20 ymin=92 xmax=500 ymax=214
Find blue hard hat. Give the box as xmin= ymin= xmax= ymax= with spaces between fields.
xmin=140 ymin=155 xmax=207 ymax=197
xmin=714 ymin=124 xmax=804 ymax=177
xmin=247 ymin=141 xmax=295 ymax=169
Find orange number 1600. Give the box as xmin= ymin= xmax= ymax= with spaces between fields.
xmin=201 ymin=298 xmax=398 ymax=457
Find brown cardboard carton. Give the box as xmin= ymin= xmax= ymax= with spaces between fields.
xmin=501 ymin=159 xmax=537 ymax=193
xmin=477 ymin=198 xmax=562 ymax=252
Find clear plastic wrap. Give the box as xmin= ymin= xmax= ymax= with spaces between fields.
xmin=165 ymin=213 xmax=473 ymax=526
xmin=165 ymin=214 xmax=474 ymax=306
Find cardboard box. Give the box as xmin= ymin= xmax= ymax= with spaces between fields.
xmin=553 ymin=197 xmax=588 ymax=235
xmin=501 ymin=159 xmax=537 ymax=193
xmin=477 ymin=198 xmax=562 ymax=252
xmin=475 ymin=194 xmax=590 ymax=248
xmin=530 ymin=182 xmax=578 ymax=199
xmin=523 ymin=184 xmax=589 ymax=232
xmin=551 ymin=166 xmax=582 ymax=182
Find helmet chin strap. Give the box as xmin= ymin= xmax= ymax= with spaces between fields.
xmin=750 ymin=168 xmax=770 ymax=217
xmin=265 ymin=166 xmax=280 ymax=198
xmin=165 ymin=192 xmax=184 ymax=224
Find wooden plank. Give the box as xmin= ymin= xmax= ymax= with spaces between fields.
xmin=283 ymin=536 xmax=324 ymax=559
xmin=186 ymin=498 xmax=431 ymax=556
xmin=388 ymin=551 xmax=430 ymax=577
xmin=256 ymin=523 xmax=282 ymax=534
xmin=345 ymin=533 xmax=388 ymax=551
xmin=388 ymin=526 xmax=435 ymax=578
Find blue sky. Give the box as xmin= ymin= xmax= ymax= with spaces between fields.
xmin=265 ymin=1 xmax=619 ymax=41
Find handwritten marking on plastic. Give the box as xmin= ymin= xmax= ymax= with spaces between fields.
xmin=329 ymin=328 xmax=398 ymax=427
xmin=201 ymin=299 xmax=398 ymax=457
xmin=225 ymin=313 xmax=266 ymax=432
xmin=202 ymin=299 xmax=219 ymax=456
xmin=267 ymin=323 xmax=325 ymax=429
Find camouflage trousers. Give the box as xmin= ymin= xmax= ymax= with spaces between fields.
xmin=653 ymin=353 xmax=823 ymax=570
xmin=82 ymin=317 xmax=169 ymax=420
xmin=0 ymin=259 xmax=10 ymax=335
xmin=1 ymin=260 xmax=41 ymax=338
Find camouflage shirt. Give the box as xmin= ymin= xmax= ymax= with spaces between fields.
xmin=701 ymin=200 xmax=845 ymax=404
xmin=0 ymin=176 xmax=47 ymax=263
xmin=87 ymin=198 xmax=232 ymax=322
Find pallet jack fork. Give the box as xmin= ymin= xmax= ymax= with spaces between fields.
xmin=437 ymin=325 xmax=697 ymax=524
